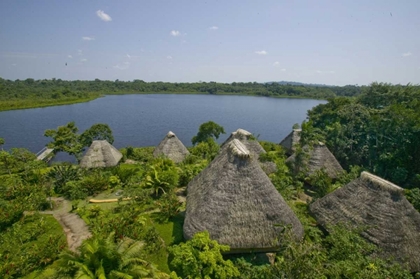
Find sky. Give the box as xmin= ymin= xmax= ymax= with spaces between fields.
xmin=0 ymin=0 xmax=419 ymax=86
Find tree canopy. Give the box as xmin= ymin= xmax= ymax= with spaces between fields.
xmin=191 ymin=121 xmax=225 ymax=145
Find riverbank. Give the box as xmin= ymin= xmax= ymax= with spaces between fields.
xmin=0 ymin=91 xmax=327 ymax=112
xmin=0 ymin=94 xmax=101 ymax=112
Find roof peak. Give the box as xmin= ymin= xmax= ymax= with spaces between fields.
xmin=232 ymin=128 xmax=252 ymax=137
xmin=228 ymin=139 xmax=250 ymax=158
xmin=361 ymin=171 xmax=403 ymax=194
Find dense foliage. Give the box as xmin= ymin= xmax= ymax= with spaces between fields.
xmin=305 ymin=82 xmax=420 ymax=188
xmin=1 ymin=110 xmax=419 ymax=278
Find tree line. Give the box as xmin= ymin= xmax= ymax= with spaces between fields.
xmin=0 ymin=77 xmax=374 ymax=111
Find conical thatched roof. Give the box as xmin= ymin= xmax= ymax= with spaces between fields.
xmin=153 ymin=131 xmax=190 ymax=163
xmin=221 ymin=128 xmax=276 ymax=175
xmin=221 ymin=129 xmax=266 ymax=156
xmin=310 ymin=172 xmax=420 ymax=272
xmin=286 ymin=142 xmax=343 ymax=179
xmin=279 ymin=129 xmax=301 ymax=155
xmin=80 ymin=140 xmax=122 ymax=168
xmin=184 ymin=139 xmax=304 ymax=252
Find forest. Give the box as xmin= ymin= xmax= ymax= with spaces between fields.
xmin=0 ymin=83 xmax=419 ymax=278
xmin=0 ymin=77 xmax=367 ymax=111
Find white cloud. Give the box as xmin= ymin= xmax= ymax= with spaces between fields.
xmin=96 ymin=10 xmax=112 ymax=22
xmin=12 ymin=63 xmax=17 ymax=66
xmin=81 ymin=58 xmax=87 ymax=62
xmin=78 ymin=49 xmax=83 ymax=56
xmin=280 ymin=68 xmax=286 ymax=72
xmin=170 ymin=30 xmax=180 ymax=36
xmin=316 ymin=70 xmax=335 ymax=74
xmin=126 ymin=54 xmax=131 ymax=58
xmin=167 ymin=55 xmax=173 ymax=59
xmin=209 ymin=26 xmax=218 ymax=30
xmin=255 ymin=50 xmax=267 ymax=55
xmin=273 ymin=61 xmax=279 ymax=66
xmin=402 ymin=52 xmax=412 ymax=57
xmin=114 ymin=61 xmax=130 ymax=70
xmin=82 ymin=36 xmax=95 ymax=41
xmin=68 ymin=55 xmax=73 ymax=59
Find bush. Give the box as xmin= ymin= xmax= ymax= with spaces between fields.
xmin=406 ymin=187 xmax=420 ymax=212
xmin=144 ymin=158 xmax=179 ymax=197
xmin=169 ymin=231 xmax=240 ymax=279
xmin=178 ymin=158 xmax=208 ymax=186
xmin=190 ymin=138 xmax=220 ymax=160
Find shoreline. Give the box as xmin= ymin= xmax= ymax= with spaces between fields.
xmin=0 ymin=92 xmax=327 ymax=112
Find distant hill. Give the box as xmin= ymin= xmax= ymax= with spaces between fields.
xmin=266 ymin=81 xmax=335 ymax=87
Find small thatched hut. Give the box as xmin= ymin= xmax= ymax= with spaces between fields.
xmin=309 ymin=172 xmax=420 ymax=272
xmin=286 ymin=142 xmax=343 ymax=179
xmin=153 ymin=131 xmax=190 ymax=163
xmin=221 ymin=128 xmax=276 ymax=174
xmin=80 ymin=140 xmax=122 ymax=168
xmin=184 ymin=139 xmax=304 ymax=252
xmin=279 ymin=129 xmax=301 ymax=155
xmin=221 ymin=128 xmax=265 ymax=156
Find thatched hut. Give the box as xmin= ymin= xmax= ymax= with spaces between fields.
xmin=221 ymin=128 xmax=265 ymax=156
xmin=286 ymin=142 xmax=343 ymax=179
xmin=309 ymin=172 xmax=420 ymax=272
xmin=279 ymin=129 xmax=301 ymax=155
xmin=80 ymin=140 xmax=122 ymax=168
xmin=221 ymin=128 xmax=276 ymax=174
xmin=184 ymin=139 xmax=304 ymax=252
xmin=153 ymin=131 xmax=190 ymax=163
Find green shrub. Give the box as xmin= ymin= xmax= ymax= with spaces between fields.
xmin=169 ymin=231 xmax=240 ymax=279
xmin=406 ymin=187 xmax=420 ymax=212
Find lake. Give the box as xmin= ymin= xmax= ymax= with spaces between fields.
xmin=0 ymin=94 xmax=326 ymax=158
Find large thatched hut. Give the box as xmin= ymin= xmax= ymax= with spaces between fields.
xmin=184 ymin=139 xmax=304 ymax=252
xmin=80 ymin=140 xmax=122 ymax=168
xmin=309 ymin=172 xmax=420 ymax=272
xmin=221 ymin=128 xmax=276 ymax=174
xmin=279 ymin=129 xmax=301 ymax=155
xmin=153 ymin=131 xmax=190 ymax=163
xmin=286 ymin=142 xmax=343 ymax=179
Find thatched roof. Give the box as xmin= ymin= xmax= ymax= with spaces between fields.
xmin=153 ymin=131 xmax=190 ymax=163
xmin=279 ymin=129 xmax=301 ymax=155
xmin=309 ymin=172 xmax=420 ymax=272
xmin=221 ymin=128 xmax=276 ymax=175
xmin=286 ymin=142 xmax=343 ymax=179
xmin=221 ymin=129 xmax=266 ymax=156
xmin=80 ymin=140 xmax=122 ymax=168
xmin=184 ymin=139 xmax=304 ymax=252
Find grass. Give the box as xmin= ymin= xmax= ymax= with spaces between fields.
xmin=142 ymin=213 xmax=185 ymax=273
xmin=0 ymin=94 xmax=101 ymax=112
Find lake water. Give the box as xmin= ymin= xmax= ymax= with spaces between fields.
xmin=0 ymin=94 xmax=326 ymax=158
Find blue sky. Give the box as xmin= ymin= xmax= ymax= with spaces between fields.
xmin=0 ymin=0 xmax=419 ymax=86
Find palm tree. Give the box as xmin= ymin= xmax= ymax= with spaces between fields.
xmin=36 ymin=233 xmax=169 ymax=279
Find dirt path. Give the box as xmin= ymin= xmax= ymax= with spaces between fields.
xmin=44 ymin=197 xmax=91 ymax=252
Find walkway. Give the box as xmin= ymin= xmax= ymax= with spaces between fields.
xmin=36 ymin=147 xmax=54 ymax=161
xmin=43 ymin=197 xmax=91 ymax=252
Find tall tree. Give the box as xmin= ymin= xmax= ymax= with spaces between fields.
xmin=191 ymin=121 xmax=225 ymax=145
xmin=44 ymin=122 xmax=83 ymax=162
xmin=80 ymin=123 xmax=114 ymax=147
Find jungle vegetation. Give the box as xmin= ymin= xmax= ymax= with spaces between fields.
xmin=0 ymin=83 xmax=419 ymax=278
